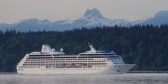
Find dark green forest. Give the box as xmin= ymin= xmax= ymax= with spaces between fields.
xmin=0 ymin=24 xmax=168 ymax=72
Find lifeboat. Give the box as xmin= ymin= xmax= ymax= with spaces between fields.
xmin=75 ymin=63 xmax=82 ymax=66
xmin=83 ymin=63 xmax=87 ymax=66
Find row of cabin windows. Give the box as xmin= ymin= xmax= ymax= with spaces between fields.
xmin=114 ymin=63 xmax=124 ymax=64
xmin=18 ymin=68 xmax=106 ymax=70
xmin=24 ymin=62 xmax=107 ymax=65
xmin=80 ymin=54 xmax=115 ymax=56
xmin=42 ymin=69 xmax=102 ymax=70
xmin=24 ymin=61 xmax=106 ymax=64
xmin=19 ymin=67 xmax=38 ymax=68
xmin=112 ymin=60 xmax=124 ymax=64
xmin=18 ymin=67 xmax=106 ymax=69
xmin=26 ymin=58 xmax=106 ymax=61
xmin=23 ymin=63 xmax=107 ymax=66
xmin=19 ymin=65 xmax=127 ymax=69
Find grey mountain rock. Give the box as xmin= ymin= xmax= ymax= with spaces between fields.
xmin=140 ymin=11 xmax=168 ymax=25
xmin=0 ymin=9 xmax=168 ymax=32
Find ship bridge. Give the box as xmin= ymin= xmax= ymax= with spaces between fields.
xmin=30 ymin=44 xmax=65 ymax=56
xmin=78 ymin=43 xmax=121 ymax=59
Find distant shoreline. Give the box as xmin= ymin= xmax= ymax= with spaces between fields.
xmin=0 ymin=72 xmax=17 ymax=74
xmin=0 ymin=71 xmax=168 ymax=74
xmin=128 ymin=71 xmax=168 ymax=73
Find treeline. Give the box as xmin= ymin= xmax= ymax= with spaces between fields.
xmin=0 ymin=24 xmax=168 ymax=72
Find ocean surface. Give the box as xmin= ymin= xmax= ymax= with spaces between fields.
xmin=0 ymin=73 xmax=168 ymax=84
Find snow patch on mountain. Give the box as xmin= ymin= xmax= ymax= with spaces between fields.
xmin=155 ymin=10 xmax=168 ymax=17
xmin=141 ymin=14 xmax=155 ymax=22
xmin=139 ymin=10 xmax=168 ymax=26
xmin=1 ymin=9 xmax=168 ymax=32
xmin=79 ymin=8 xmax=129 ymax=26
xmin=131 ymin=14 xmax=155 ymax=25
xmin=61 ymin=18 xmax=74 ymax=24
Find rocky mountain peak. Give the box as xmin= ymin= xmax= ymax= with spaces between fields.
xmin=83 ymin=8 xmax=104 ymax=19
xmin=1 ymin=9 xmax=168 ymax=32
xmin=42 ymin=19 xmax=50 ymax=23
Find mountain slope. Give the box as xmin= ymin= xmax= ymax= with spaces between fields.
xmin=140 ymin=11 xmax=168 ymax=25
xmin=0 ymin=9 xmax=168 ymax=32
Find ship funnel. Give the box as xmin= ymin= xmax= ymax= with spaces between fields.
xmin=41 ymin=44 xmax=52 ymax=52
xmin=60 ymin=48 xmax=63 ymax=52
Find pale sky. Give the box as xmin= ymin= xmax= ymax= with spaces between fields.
xmin=0 ymin=0 xmax=168 ymax=24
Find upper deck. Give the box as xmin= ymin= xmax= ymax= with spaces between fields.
xmin=27 ymin=44 xmax=121 ymax=59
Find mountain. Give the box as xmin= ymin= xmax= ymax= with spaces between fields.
xmin=0 ymin=23 xmax=15 ymax=32
xmin=131 ymin=14 xmax=155 ymax=25
xmin=0 ymin=9 xmax=168 ymax=32
xmin=73 ymin=8 xmax=130 ymax=27
xmin=13 ymin=18 xmax=53 ymax=32
xmin=139 ymin=11 xmax=168 ymax=25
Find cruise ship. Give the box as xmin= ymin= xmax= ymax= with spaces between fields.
xmin=17 ymin=44 xmax=136 ymax=74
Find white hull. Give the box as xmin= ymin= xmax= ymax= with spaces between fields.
xmin=17 ymin=64 xmax=135 ymax=75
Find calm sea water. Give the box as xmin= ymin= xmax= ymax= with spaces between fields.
xmin=0 ymin=73 xmax=168 ymax=84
